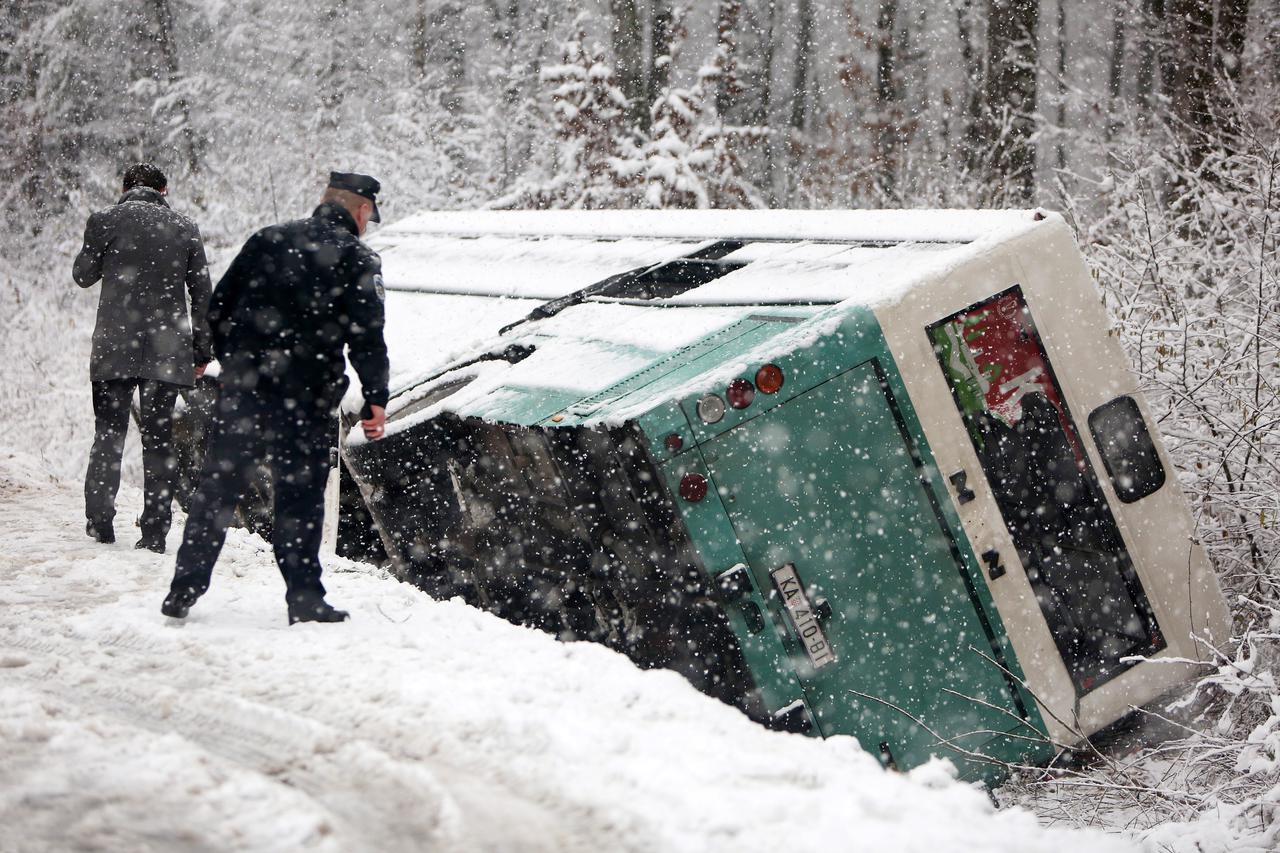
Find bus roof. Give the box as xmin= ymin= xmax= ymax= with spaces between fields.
xmin=377 ymin=208 xmax=1051 ymax=245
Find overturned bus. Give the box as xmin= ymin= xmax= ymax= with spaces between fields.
xmin=333 ymin=209 xmax=1231 ymax=784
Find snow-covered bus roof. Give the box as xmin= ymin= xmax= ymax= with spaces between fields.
xmin=377 ymin=208 xmax=1049 ymax=245
xmin=360 ymin=208 xmax=1065 ymax=427
xmin=369 ymin=208 xmax=1056 ymax=305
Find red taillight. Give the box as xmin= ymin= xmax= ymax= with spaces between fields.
xmin=726 ymin=378 xmax=755 ymax=409
xmin=679 ymin=473 xmax=708 ymax=502
xmin=756 ymin=364 xmax=784 ymax=394
xmin=664 ymin=433 xmax=683 ymax=453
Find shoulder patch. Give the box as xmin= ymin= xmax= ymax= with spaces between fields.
xmin=373 ymin=273 xmax=385 ymax=301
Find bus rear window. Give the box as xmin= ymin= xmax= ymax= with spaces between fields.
xmin=1088 ymin=396 xmax=1166 ymax=503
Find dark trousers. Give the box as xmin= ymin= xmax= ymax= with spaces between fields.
xmin=86 ymin=378 xmax=181 ymax=537
xmin=169 ymin=388 xmax=335 ymax=606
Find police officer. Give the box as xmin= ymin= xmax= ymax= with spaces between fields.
xmin=162 ymin=172 xmax=390 ymax=624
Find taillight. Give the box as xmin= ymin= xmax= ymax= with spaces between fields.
xmin=726 ymin=378 xmax=755 ymax=409
xmin=664 ymin=433 xmax=683 ymax=453
xmin=756 ymin=364 xmax=784 ymax=394
xmin=679 ymin=473 xmax=708 ymax=502
xmin=697 ymin=393 xmax=726 ymax=424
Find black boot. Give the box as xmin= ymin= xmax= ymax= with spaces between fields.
xmin=287 ymin=598 xmax=349 ymax=625
xmin=86 ymin=520 xmax=115 ymax=544
xmin=161 ymin=589 xmax=199 ymax=619
xmin=135 ymin=533 xmax=166 ymax=554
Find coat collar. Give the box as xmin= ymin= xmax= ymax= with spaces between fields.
xmin=312 ymin=202 xmax=359 ymax=236
xmin=117 ymin=186 xmax=170 ymax=207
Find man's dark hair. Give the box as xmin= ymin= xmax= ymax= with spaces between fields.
xmin=122 ymin=163 xmax=167 ymax=192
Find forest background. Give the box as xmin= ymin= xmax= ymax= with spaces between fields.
xmin=1 ymin=0 xmax=1279 ymax=844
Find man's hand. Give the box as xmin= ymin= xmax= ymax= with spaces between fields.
xmin=361 ymin=404 xmax=386 ymax=441
xmin=195 ymin=362 xmax=208 ymax=380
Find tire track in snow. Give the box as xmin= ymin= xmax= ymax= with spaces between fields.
xmin=0 ymin=626 xmax=582 ymax=853
xmin=0 ymin=468 xmax=595 ymax=853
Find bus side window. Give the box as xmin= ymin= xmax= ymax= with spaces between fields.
xmin=1088 ymin=396 xmax=1166 ymax=503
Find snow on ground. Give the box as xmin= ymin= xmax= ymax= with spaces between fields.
xmin=0 ymin=449 xmax=1137 ymax=853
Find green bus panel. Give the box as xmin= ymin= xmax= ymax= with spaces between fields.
xmin=704 ymin=360 xmax=1024 ymax=770
xmin=650 ymin=314 xmax=1054 ymax=784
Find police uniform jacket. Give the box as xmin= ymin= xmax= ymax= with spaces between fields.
xmin=72 ymin=186 xmax=213 ymax=387
xmin=208 ymin=203 xmax=390 ymax=413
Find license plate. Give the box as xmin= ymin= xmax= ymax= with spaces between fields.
xmin=771 ymin=563 xmax=836 ymax=669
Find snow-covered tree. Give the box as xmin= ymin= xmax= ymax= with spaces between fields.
xmin=641 ymin=3 xmax=764 ymax=209
xmin=495 ymin=21 xmax=639 ymax=209
xmin=790 ymin=4 xmax=879 ymax=208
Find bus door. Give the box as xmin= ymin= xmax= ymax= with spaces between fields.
xmin=928 ymin=286 xmax=1165 ymax=695
xmin=699 ymin=359 xmax=1026 ymax=770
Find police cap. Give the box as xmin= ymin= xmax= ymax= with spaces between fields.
xmin=328 ymin=171 xmax=382 ymax=223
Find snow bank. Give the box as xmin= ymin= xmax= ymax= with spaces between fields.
xmin=0 ymin=451 xmax=1135 ymax=853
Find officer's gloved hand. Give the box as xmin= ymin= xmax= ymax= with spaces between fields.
xmin=360 ymin=403 xmax=386 ymax=441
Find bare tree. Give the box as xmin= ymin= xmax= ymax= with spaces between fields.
xmin=1161 ymin=0 xmax=1251 ymax=162
xmin=1165 ymin=0 xmax=1216 ymax=162
xmin=411 ymin=0 xmax=428 ymax=79
xmin=872 ymin=0 xmax=904 ymax=195
xmin=1135 ymin=0 xmax=1158 ymax=123
xmin=1214 ymin=0 xmax=1250 ymax=138
xmin=1215 ymin=0 xmax=1250 ymax=87
xmin=1052 ymin=0 xmax=1067 ymax=169
xmin=483 ymin=0 xmax=533 ymax=189
xmin=981 ymin=0 xmax=1039 ymax=201
xmin=757 ymin=0 xmax=780 ymax=205
xmin=955 ymin=0 xmax=985 ymax=176
xmin=429 ymin=1 xmax=467 ymax=113
xmin=148 ymin=0 xmax=200 ymax=177
xmin=1104 ymin=0 xmax=1124 ymax=144
xmin=789 ymin=0 xmax=814 ymax=134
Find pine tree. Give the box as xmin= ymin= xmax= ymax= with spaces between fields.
xmin=496 ymin=20 xmax=639 ymax=209
xmin=642 ymin=4 xmax=763 ymax=209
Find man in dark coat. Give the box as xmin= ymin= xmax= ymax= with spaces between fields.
xmin=162 ymin=171 xmax=389 ymax=625
xmin=73 ymin=163 xmax=213 ymax=552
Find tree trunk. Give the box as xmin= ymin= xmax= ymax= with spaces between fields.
xmin=982 ymin=0 xmax=1039 ymax=202
xmin=484 ymin=0 xmax=524 ymax=189
xmin=1215 ymin=0 xmax=1249 ymax=85
xmin=789 ymin=0 xmax=813 ymax=132
xmin=1213 ymin=0 xmax=1249 ymax=137
xmin=1165 ymin=0 xmax=1216 ymax=163
xmin=1056 ymin=0 xmax=1068 ymax=167
xmin=317 ymin=0 xmax=349 ymax=128
xmin=1135 ymin=0 xmax=1158 ymax=123
xmin=426 ymin=2 xmax=466 ymax=114
xmin=647 ymin=0 xmax=673 ymax=114
xmin=714 ymin=0 xmax=742 ymax=119
xmin=610 ymin=0 xmax=646 ymax=130
xmin=1 ymin=2 xmax=46 ymax=206
xmin=1104 ymin=0 xmax=1124 ymax=143
xmin=955 ymin=0 xmax=985 ymax=175
xmin=758 ymin=0 xmax=779 ymax=205
xmin=412 ymin=0 xmax=428 ymax=80
xmin=873 ymin=0 xmax=900 ymax=195
xmin=149 ymin=0 xmax=199 ymax=177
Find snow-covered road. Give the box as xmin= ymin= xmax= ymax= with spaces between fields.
xmin=0 ymin=451 xmax=1135 ymax=853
